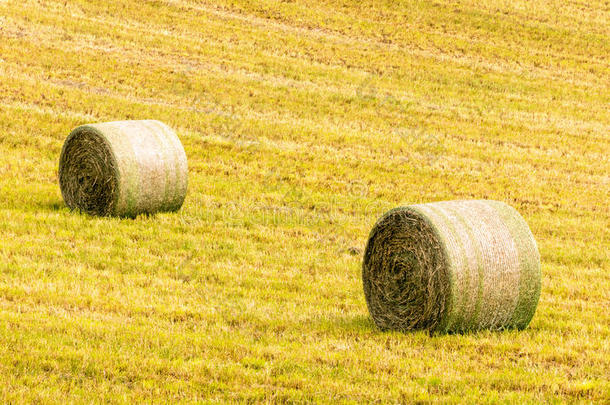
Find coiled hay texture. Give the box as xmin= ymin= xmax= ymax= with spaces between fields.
xmin=362 ymin=200 xmax=541 ymax=333
xmin=59 ymin=120 xmax=188 ymax=217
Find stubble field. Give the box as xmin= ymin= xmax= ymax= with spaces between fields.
xmin=0 ymin=0 xmax=608 ymax=402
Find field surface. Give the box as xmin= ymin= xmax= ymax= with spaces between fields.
xmin=0 ymin=0 xmax=609 ymax=403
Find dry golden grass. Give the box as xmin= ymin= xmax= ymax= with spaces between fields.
xmin=0 ymin=0 xmax=608 ymax=402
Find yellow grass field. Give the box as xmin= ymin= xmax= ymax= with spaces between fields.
xmin=0 ymin=0 xmax=608 ymax=402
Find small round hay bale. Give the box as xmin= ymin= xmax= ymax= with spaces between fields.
xmin=362 ymin=200 xmax=541 ymax=333
xmin=59 ymin=120 xmax=188 ymax=217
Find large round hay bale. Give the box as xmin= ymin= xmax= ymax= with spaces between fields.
xmin=362 ymin=200 xmax=541 ymax=333
xmin=59 ymin=120 xmax=188 ymax=217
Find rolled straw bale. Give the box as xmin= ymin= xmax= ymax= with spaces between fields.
xmin=59 ymin=120 xmax=188 ymax=217
xmin=362 ymin=200 xmax=541 ymax=333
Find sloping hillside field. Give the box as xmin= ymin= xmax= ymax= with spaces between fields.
xmin=0 ymin=0 xmax=608 ymax=402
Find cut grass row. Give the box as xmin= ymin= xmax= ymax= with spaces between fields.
xmin=0 ymin=0 xmax=608 ymax=402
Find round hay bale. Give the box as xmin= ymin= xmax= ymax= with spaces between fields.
xmin=59 ymin=120 xmax=188 ymax=217
xmin=362 ymin=200 xmax=541 ymax=333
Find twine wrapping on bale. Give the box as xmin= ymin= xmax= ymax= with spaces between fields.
xmin=362 ymin=200 xmax=541 ymax=333
xmin=59 ymin=120 xmax=188 ymax=217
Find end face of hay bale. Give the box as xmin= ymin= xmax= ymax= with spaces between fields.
xmin=362 ymin=200 xmax=541 ymax=334
xmin=59 ymin=120 xmax=188 ymax=217
xmin=362 ymin=207 xmax=450 ymax=332
xmin=58 ymin=126 xmax=119 ymax=216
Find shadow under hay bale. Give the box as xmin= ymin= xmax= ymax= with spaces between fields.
xmin=59 ymin=120 xmax=188 ymax=217
xmin=362 ymin=200 xmax=541 ymax=334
